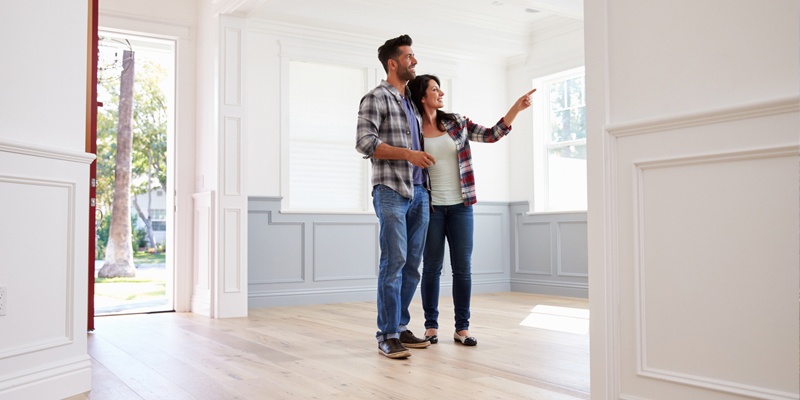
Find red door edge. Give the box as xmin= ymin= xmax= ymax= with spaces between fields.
xmin=87 ymin=0 xmax=99 ymax=332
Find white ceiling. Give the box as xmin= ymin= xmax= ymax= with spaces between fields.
xmin=240 ymin=0 xmax=582 ymax=59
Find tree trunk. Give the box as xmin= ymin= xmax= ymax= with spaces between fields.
xmin=132 ymin=197 xmax=156 ymax=250
xmin=145 ymin=148 xmax=156 ymax=249
xmin=98 ymin=50 xmax=136 ymax=278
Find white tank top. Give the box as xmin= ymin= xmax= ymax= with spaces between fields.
xmin=424 ymin=134 xmax=463 ymax=206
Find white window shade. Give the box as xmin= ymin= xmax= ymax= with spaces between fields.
xmin=288 ymin=60 xmax=370 ymax=211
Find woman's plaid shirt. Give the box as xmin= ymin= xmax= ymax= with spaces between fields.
xmin=441 ymin=114 xmax=511 ymax=206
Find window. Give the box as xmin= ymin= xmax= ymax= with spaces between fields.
xmin=150 ymin=209 xmax=166 ymax=220
xmin=151 ymin=209 xmax=166 ymax=231
xmin=287 ymin=60 xmax=371 ymax=211
xmin=532 ymin=67 xmax=587 ymax=212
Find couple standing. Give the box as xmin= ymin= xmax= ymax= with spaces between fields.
xmin=355 ymin=34 xmax=536 ymax=359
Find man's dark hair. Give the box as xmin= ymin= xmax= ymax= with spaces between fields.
xmin=378 ymin=34 xmax=413 ymax=73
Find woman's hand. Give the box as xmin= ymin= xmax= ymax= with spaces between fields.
xmin=503 ymin=88 xmax=537 ymax=126
xmin=513 ymin=88 xmax=537 ymax=112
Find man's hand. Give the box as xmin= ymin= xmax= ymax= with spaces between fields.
xmin=374 ymin=143 xmax=436 ymax=168
xmin=407 ymin=150 xmax=436 ymax=169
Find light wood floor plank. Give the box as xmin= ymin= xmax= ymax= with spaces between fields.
xmin=66 ymin=292 xmax=589 ymax=399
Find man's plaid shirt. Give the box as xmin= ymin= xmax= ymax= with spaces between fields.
xmin=356 ymin=80 xmax=424 ymax=199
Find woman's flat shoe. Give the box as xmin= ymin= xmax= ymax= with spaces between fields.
xmin=425 ymin=335 xmax=438 ymax=344
xmin=453 ymin=331 xmax=477 ymax=346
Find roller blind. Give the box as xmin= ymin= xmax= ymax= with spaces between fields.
xmin=288 ymin=60 xmax=370 ymax=211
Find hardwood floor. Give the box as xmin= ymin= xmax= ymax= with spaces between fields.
xmin=66 ymin=292 xmax=589 ymax=399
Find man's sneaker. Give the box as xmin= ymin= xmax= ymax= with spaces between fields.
xmin=378 ymin=338 xmax=411 ymax=359
xmin=399 ymin=330 xmax=431 ymax=348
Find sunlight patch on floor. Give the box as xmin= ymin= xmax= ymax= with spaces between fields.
xmin=520 ymin=305 xmax=589 ymax=335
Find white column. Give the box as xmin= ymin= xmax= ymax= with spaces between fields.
xmin=214 ymin=14 xmax=248 ymax=318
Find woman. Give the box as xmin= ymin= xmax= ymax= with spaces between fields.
xmin=408 ymin=74 xmax=535 ymax=346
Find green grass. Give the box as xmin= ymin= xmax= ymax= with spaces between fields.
xmin=95 ymin=277 xmax=155 ymax=283
xmin=95 ymin=258 xmax=166 ymax=303
xmin=95 ymin=279 xmax=165 ymax=300
xmin=94 ymin=254 xmax=167 ymax=307
xmin=133 ymin=251 xmax=166 ymax=263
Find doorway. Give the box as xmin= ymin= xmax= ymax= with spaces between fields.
xmin=93 ymin=30 xmax=176 ymax=316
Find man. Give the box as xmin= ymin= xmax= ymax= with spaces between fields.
xmin=356 ymin=34 xmax=435 ymax=359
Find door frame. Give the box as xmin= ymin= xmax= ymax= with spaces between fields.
xmin=90 ymin=7 xmax=196 ymax=317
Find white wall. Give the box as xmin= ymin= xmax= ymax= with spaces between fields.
xmin=195 ymin=1 xmax=220 ymax=195
xmin=587 ymin=0 xmax=799 ymax=398
xmin=0 ymin=1 xmax=92 ymax=399
xmin=237 ymin=8 xmax=592 ymax=306
xmin=244 ymin=27 xmax=282 ymax=196
xmin=607 ymin=1 xmax=798 ymax=123
xmin=242 ymin=20 xmax=512 ymax=203
xmin=448 ymin=58 xmax=515 ymax=203
xmin=1 ymin=2 xmax=88 ymax=151
xmin=241 ymin=14 xmax=590 ymax=305
xmin=508 ymin=18 xmax=585 ymax=203
xmin=97 ymin=0 xmax=196 ymax=23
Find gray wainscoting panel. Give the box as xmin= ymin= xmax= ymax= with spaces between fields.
xmin=516 ymin=221 xmax=552 ymax=275
xmin=462 ymin=203 xmax=511 ymax=293
xmin=248 ymin=197 xmax=381 ymax=307
xmin=248 ymin=197 xmax=584 ymax=306
xmin=472 ymin=211 xmax=506 ymax=275
xmin=248 ymin=210 xmax=304 ymax=284
xmin=557 ymin=221 xmax=589 ymax=277
xmin=313 ymin=222 xmax=378 ymax=281
xmin=510 ymin=203 xmax=588 ymax=298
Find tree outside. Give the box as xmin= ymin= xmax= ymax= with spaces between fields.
xmin=548 ymin=75 xmax=586 ymax=160
xmin=98 ymin=48 xmax=136 ymax=279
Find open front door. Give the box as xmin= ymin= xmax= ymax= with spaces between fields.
xmin=87 ymin=0 xmax=98 ymax=331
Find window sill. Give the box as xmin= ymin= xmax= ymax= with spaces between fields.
xmin=526 ymin=210 xmax=587 ymax=216
xmin=279 ymin=209 xmax=376 ymax=216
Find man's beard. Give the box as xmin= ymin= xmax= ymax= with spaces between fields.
xmin=398 ymin=65 xmax=416 ymax=81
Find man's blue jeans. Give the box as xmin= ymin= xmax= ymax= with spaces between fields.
xmin=421 ymin=203 xmax=474 ymax=332
xmin=373 ymin=184 xmax=429 ymax=341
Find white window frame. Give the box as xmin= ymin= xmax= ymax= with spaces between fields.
xmin=532 ymin=66 xmax=587 ymax=212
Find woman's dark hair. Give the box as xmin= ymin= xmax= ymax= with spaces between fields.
xmin=378 ymin=34 xmax=413 ymax=73
xmin=408 ymin=74 xmax=457 ymax=131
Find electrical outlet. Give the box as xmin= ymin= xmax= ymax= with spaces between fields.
xmin=0 ymin=286 xmax=6 ymax=316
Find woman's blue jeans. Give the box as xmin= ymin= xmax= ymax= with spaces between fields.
xmin=422 ymin=203 xmax=473 ymax=332
xmin=373 ymin=184 xmax=429 ymax=341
